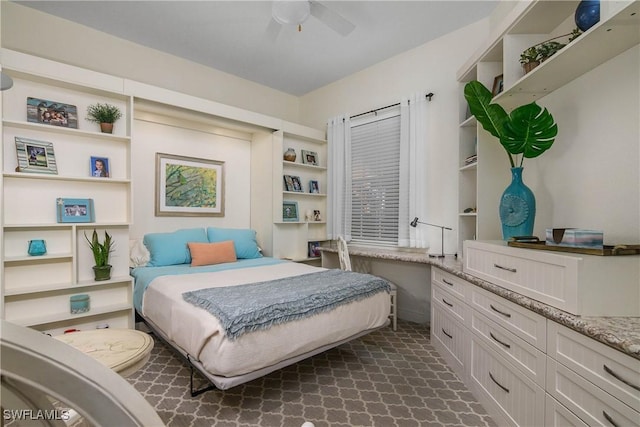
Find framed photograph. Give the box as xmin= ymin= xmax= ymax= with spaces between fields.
xmin=56 ymin=198 xmax=95 ymax=223
xmin=27 ymin=97 xmax=78 ymax=128
xmin=90 ymin=156 xmax=110 ymax=178
xmin=282 ymin=201 xmax=299 ymax=222
xmin=492 ymin=74 xmax=504 ymax=96
xmin=283 ymin=175 xmax=295 ymax=192
xmin=156 ymin=153 xmax=225 ymax=217
xmin=309 ymin=180 xmax=320 ymax=193
xmin=313 ymin=209 xmax=322 ymax=221
xmin=301 ymin=150 xmax=318 ymax=166
xmin=290 ymin=175 xmax=303 ymax=192
xmin=308 ymin=241 xmax=321 ymax=258
xmin=15 ymin=137 xmax=58 ymax=174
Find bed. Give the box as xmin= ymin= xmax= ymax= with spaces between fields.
xmin=130 ymin=227 xmax=392 ymax=392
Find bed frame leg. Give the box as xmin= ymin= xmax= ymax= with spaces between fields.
xmin=187 ymin=355 xmax=216 ymax=397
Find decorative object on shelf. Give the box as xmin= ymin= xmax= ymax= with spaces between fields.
xmin=90 ymin=156 xmax=110 ymax=178
xmin=15 ymin=137 xmax=58 ymax=174
xmin=519 ymin=29 xmax=581 ymax=75
xmin=410 ymin=217 xmax=452 ymax=258
xmin=305 ymin=209 xmax=313 ymax=222
xmin=308 ymin=241 xmax=321 ymax=258
xmin=27 ymin=239 xmax=47 ymax=256
xmin=84 ymin=229 xmax=114 ymax=281
xmin=85 ymin=103 xmax=122 ymax=134
xmin=56 ymin=198 xmax=95 ymax=223
xmin=463 ymin=80 xmax=558 ymax=240
xmin=155 ymin=153 xmax=225 ymax=217
xmin=1 ymin=71 xmax=13 ymax=91
xmin=309 ymin=180 xmax=320 ymax=193
xmin=70 ymin=294 xmax=90 ymax=314
xmin=575 ymin=0 xmax=600 ymax=32
xmin=27 ymin=97 xmax=78 ymax=128
xmin=519 ymin=46 xmax=541 ymax=74
xmin=546 ymin=228 xmax=603 ymax=249
xmin=313 ymin=209 xmax=322 ymax=221
xmin=282 ymin=201 xmax=299 ymax=221
xmin=301 ymin=149 xmax=318 ymax=165
xmin=290 ymin=175 xmax=303 ymax=192
xmin=491 ymin=74 xmax=504 ymax=96
xmin=283 ymin=147 xmax=297 ymax=162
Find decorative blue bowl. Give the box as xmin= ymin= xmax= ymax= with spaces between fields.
xmin=27 ymin=239 xmax=47 ymax=256
xmin=575 ymin=0 xmax=600 ymax=32
xmin=70 ymin=294 xmax=90 ymax=314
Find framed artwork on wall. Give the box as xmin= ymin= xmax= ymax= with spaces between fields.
xmin=15 ymin=137 xmax=58 ymax=174
xmin=156 ymin=153 xmax=225 ymax=217
xmin=90 ymin=156 xmax=110 ymax=178
xmin=26 ymin=97 xmax=78 ymax=128
xmin=282 ymin=201 xmax=299 ymax=222
xmin=56 ymin=198 xmax=95 ymax=223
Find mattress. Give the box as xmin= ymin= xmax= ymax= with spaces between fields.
xmin=138 ymin=261 xmax=390 ymax=377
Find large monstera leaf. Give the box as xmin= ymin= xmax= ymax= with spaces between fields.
xmin=501 ymin=102 xmax=558 ymax=159
xmin=464 ymin=81 xmax=508 ymax=140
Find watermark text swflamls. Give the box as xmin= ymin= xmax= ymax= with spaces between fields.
xmin=3 ymin=409 xmax=71 ymax=421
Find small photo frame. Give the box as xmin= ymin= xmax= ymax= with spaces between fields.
xmin=301 ymin=150 xmax=318 ymax=166
xmin=27 ymin=97 xmax=78 ymax=128
xmin=313 ymin=209 xmax=322 ymax=221
xmin=284 ymin=175 xmax=303 ymax=192
xmin=56 ymin=198 xmax=95 ymax=223
xmin=282 ymin=201 xmax=299 ymax=222
xmin=308 ymin=241 xmax=320 ymax=258
xmin=15 ymin=137 xmax=58 ymax=174
xmin=492 ymin=74 xmax=504 ymax=96
xmin=90 ymin=156 xmax=110 ymax=178
xmin=309 ymin=180 xmax=320 ymax=193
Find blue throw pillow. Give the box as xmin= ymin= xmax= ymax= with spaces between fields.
xmin=143 ymin=228 xmax=208 ymax=266
xmin=207 ymin=227 xmax=262 ymax=259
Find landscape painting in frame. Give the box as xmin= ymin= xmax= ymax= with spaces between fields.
xmin=155 ymin=153 xmax=225 ymax=217
xmin=27 ymin=97 xmax=78 ymax=128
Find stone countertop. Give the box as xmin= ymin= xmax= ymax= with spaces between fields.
xmin=319 ymin=246 xmax=640 ymax=360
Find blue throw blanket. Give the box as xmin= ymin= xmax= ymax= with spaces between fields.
xmin=182 ymin=269 xmax=391 ymax=340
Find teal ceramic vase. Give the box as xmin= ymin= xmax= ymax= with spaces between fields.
xmin=499 ymin=167 xmax=536 ymax=240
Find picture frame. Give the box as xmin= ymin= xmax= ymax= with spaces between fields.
xmin=284 ymin=175 xmax=303 ymax=192
xmin=56 ymin=198 xmax=95 ymax=223
xmin=309 ymin=180 xmax=320 ymax=193
xmin=313 ymin=209 xmax=322 ymax=221
xmin=90 ymin=156 xmax=110 ymax=178
xmin=156 ymin=153 xmax=225 ymax=217
xmin=308 ymin=241 xmax=321 ymax=258
xmin=283 ymin=175 xmax=295 ymax=192
xmin=15 ymin=137 xmax=58 ymax=174
xmin=27 ymin=97 xmax=78 ymax=128
xmin=282 ymin=201 xmax=299 ymax=222
xmin=301 ymin=150 xmax=318 ymax=166
xmin=492 ymin=74 xmax=504 ymax=96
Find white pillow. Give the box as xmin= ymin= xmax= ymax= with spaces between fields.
xmin=129 ymin=239 xmax=150 ymax=268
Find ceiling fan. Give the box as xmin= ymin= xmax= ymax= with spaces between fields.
xmin=268 ymin=1 xmax=356 ymax=37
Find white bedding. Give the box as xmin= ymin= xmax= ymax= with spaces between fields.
xmin=141 ymin=262 xmax=390 ymax=377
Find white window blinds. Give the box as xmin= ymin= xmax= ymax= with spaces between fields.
xmin=350 ymin=113 xmax=401 ymax=245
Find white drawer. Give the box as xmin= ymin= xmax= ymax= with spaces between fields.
xmin=463 ymin=240 xmax=640 ymax=316
xmin=469 ymin=336 xmax=545 ymax=427
xmin=431 ymin=304 xmax=469 ymax=377
xmin=432 ymin=282 xmax=469 ymax=325
xmin=547 ymin=321 xmax=640 ymax=412
xmin=470 ymin=285 xmax=546 ymax=352
xmin=545 ymin=394 xmax=588 ymax=427
xmin=470 ymin=310 xmax=546 ymax=387
xmin=547 ymin=358 xmax=640 ymax=426
xmin=432 ymin=267 xmax=468 ymax=301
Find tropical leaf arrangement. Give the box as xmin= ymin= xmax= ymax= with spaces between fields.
xmin=464 ymin=80 xmax=558 ymax=168
xmin=84 ymin=229 xmax=114 ymax=267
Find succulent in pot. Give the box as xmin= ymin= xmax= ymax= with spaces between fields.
xmin=86 ymin=103 xmax=122 ymax=133
xmin=85 ymin=229 xmax=114 ymax=281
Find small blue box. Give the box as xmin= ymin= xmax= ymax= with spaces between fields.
xmin=70 ymin=294 xmax=90 ymax=314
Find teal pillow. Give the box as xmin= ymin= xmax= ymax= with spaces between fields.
xmin=143 ymin=228 xmax=208 ymax=266
xmin=207 ymin=227 xmax=262 ymax=259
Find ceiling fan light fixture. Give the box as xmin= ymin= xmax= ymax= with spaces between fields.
xmin=272 ymin=1 xmax=311 ymax=26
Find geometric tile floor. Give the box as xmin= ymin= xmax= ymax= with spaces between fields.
xmin=126 ymin=320 xmax=496 ymax=427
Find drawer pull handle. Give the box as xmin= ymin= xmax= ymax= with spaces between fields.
xmin=442 ymin=298 xmax=453 ymax=307
xmin=441 ymin=328 xmax=453 ymax=339
xmin=494 ymin=263 xmax=517 ymax=273
xmin=489 ymin=332 xmax=511 ymax=349
xmin=489 ymin=371 xmax=509 ymax=393
xmin=490 ymin=304 xmax=512 ymax=318
xmin=442 ymin=278 xmax=454 ymax=286
xmin=603 ymin=364 xmax=640 ymax=392
xmin=602 ymin=410 xmax=619 ymax=427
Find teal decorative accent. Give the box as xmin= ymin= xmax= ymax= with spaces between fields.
xmin=27 ymin=239 xmax=47 ymax=256
xmin=499 ymin=167 xmax=535 ymax=240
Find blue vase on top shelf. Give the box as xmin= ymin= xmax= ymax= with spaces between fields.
xmin=575 ymin=0 xmax=600 ymax=32
xmin=499 ymin=167 xmax=536 ymax=240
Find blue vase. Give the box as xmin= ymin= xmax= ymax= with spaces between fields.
xmin=575 ymin=0 xmax=600 ymax=32
xmin=499 ymin=167 xmax=536 ymax=240
xmin=27 ymin=239 xmax=47 ymax=256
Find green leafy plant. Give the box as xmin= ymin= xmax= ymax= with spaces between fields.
xmin=84 ymin=229 xmax=114 ymax=267
xmin=464 ymin=80 xmax=558 ymax=168
xmin=537 ymin=41 xmax=566 ymax=62
xmin=85 ymin=103 xmax=122 ymax=124
xmin=519 ymin=46 xmax=540 ymax=65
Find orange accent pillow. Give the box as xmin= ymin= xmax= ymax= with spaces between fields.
xmin=188 ymin=241 xmax=237 ymax=267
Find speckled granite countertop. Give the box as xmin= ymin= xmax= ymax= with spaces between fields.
xmin=320 ymin=246 xmax=640 ymax=360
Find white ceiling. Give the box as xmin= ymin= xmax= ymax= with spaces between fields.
xmin=15 ymin=1 xmax=498 ymax=96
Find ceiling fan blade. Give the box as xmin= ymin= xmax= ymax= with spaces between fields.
xmin=309 ymin=1 xmax=355 ymax=36
xmin=266 ymin=17 xmax=283 ymax=41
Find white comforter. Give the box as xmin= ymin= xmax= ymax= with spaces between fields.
xmin=142 ymin=262 xmax=390 ymax=377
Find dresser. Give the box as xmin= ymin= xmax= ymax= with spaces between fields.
xmin=431 ymin=240 xmax=640 ymax=427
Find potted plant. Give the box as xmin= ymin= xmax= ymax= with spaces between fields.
xmin=86 ymin=103 xmax=122 ymax=134
xmin=85 ymin=229 xmax=114 ymax=281
xmin=464 ymin=80 xmax=558 ymax=240
xmin=520 ymin=46 xmax=541 ymax=74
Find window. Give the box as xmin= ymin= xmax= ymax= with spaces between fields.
xmin=350 ymin=110 xmax=401 ymax=246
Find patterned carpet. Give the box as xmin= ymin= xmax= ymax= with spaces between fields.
xmin=126 ymin=320 xmax=496 ymax=427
